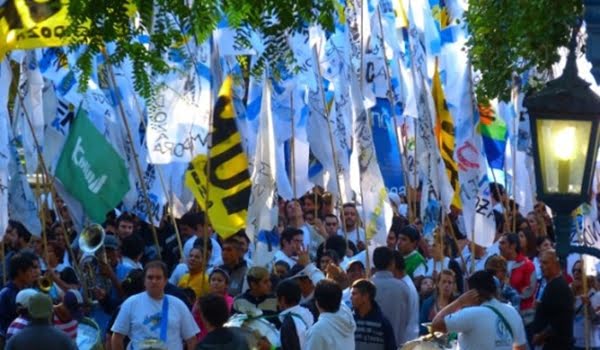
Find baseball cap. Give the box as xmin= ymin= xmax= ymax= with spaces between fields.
xmin=104 ymin=234 xmax=120 ymax=250
xmin=16 ymin=288 xmax=38 ymax=308
xmin=63 ymin=289 xmax=84 ymax=320
xmin=289 ymin=264 xmax=325 ymax=285
xmin=28 ymin=293 xmax=53 ymax=320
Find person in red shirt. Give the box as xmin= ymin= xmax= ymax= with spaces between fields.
xmin=499 ymin=233 xmax=537 ymax=324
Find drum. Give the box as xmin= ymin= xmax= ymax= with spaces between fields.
xmin=76 ymin=317 xmax=103 ymax=350
xmin=225 ymin=313 xmax=280 ymax=348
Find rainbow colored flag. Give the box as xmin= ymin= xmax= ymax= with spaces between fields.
xmin=478 ymin=102 xmax=508 ymax=170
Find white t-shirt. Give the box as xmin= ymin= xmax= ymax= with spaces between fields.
xmin=337 ymin=227 xmax=366 ymax=245
xmin=445 ymin=298 xmax=527 ymax=350
xmin=421 ymin=257 xmax=450 ymax=277
xmin=111 ymin=292 xmax=199 ymax=350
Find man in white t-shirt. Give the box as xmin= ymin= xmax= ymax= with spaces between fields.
xmin=271 ymin=228 xmax=303 ymax=270
xmin=432 ymin=270 xmax=527 ymax=350
xmin=337 ymin=203 xmax=366 ymax=249
xmin=111 ymin=261 xmax=199 ymax=350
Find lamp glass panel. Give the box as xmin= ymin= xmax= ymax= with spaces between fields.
xmin=536 ymin=119 xmax=592 ymax=195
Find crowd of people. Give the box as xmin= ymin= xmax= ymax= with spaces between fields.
xmin=0 ymin=184 xmax=595 ymax=350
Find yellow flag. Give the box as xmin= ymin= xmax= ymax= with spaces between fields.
xmin=1 ymin=0 xmax=75 ymax=58
xmin=432 ymin=63 xmax=461 ymax=209
xmin=185 ymin=76 xmax=251 ymax=239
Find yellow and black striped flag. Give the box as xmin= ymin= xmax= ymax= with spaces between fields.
xmin=185 ymin=76 xmax=251 ymax=239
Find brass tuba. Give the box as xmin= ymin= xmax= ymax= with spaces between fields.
xmin=79 ymin=224 xmax=106 ymax=255
xmin=37 ymin=275 xmax=53 ymax=293
xmin=78 ymin=224 xmax=108 ymax=304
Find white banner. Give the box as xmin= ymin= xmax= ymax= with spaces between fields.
xmin=246 ymin=79 xmax=279 ymax=241
xmin=0 ymin=60 xmax=11 ymax=239
xmin=147 ymin=41 xmax=211 ymax=164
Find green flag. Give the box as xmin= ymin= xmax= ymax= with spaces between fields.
xmin=55 ymin=107 xmax=130 ymax=222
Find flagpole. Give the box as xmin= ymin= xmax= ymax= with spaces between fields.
xmin=290 ymin=92 xmax=297 ymax=199
xmin=312 ymin=46 xmax=350 ymax=245
xmin=511 ymin=87 xmax=519 ymax=233
xmin=126 ymin=88 xmax=185 ymax=260
xmin=101 ymin=50 xmax=162 ymax=260
xmin=15 ymin=91 xmax=81 ymax=278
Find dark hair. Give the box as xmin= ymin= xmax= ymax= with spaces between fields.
xmin=117 ymin=212 xmax=135 ymax=225
xmin=399 ymin=225 xmax=420 ymax=242
xmin=281 ymin=228 xmax=303 ymax=244
xmin=392 ymin=250 xmax=405 ymax=273
xmin=352 ymin=279 xmax=376 ymax=303
xmin=276 ymin=279 xmax=302 ymax=306
xmin=321 ymin=235 xmax=347 ymax=261
xmin=324 ymin=214 xmax=338 ymax=222
xmin=503 ymin=233 xmax=521 ymax=254
xmin=274 ymin=260 xmax=291 ymax=273
xmin=122 ymin=269 xmax=145 ymax=296
xmin=235 ymin=229 xmax=250 ymax=243
xmin=209 ymin=268 xmax=230 ymax=284
xmin=520 ymin=228 xmax=537 ymax=259
xmin=321 ymin=250 xmax=340 ymax=265
xmin=222 ymin=236 xmax=242 ymax=250
xmin=314 ymin=279 xmax=342 ymax=313
xmin=144 ymin=260 xmax=168 ymax=279
xmin=121 ymin=234 xmax=145 ymax=259
xmin=10 ymin=220 xmax=32 ymax=243
xmin=192 ymin=236 xmax=213 ymax=251
xmin=342 ymin=203 xmax=357 ymax=210
xmin=9 ymin=253 xmax=35 ymax=280
xmin=179 ymin=212 xmax=205 ymax=228
xmin=389 ymin=216 xmax=404 ymax=237
xmin=494 ymin=211 xmax=505 ymax=234
xmin=536 ymin=235 xmax=552 ymax=248
xmin=198 ymin=294 xmax=230 ymax=328
xmin=373 ymin=247 xmax=394 ymax=270
xmin=467 ymin=270 xmax=497 ymax=300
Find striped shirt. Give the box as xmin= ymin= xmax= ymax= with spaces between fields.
xmin=52 ymin=314 xmax=78 ymax=340
xmin=6 ymin=317 xmax=29 ymax=339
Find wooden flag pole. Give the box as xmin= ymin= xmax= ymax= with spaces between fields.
xmin=102 ymin=50 xmax=162 ymax=260
xmin=290 ymin=93 xmax=297 ymax=200
xmin=312 ymin=46 xmax=350 ymax=245
xmin=15 ymin=91 xmax=81 ymax=277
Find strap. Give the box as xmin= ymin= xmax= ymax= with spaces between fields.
xmin=483 ymin=305 xmax=513 ymax=339
xmin=159 ymin=296 xmax=169 ymax=343
xmin=288 ymin=312 xmax=309 ymax=328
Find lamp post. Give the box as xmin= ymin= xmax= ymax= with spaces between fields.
xmin=524 ymin=25 xmax=600 ymax=264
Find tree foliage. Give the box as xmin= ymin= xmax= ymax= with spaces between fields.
xmin=465 ymin=0 xmax=583 ymax=101
xmin=66 ymin=0 xmax=337 ymax=99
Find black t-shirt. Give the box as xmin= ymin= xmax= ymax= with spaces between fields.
xmin=532 ymin=276 xmax=574 ymax=349
xmin=5 ymin=324 xmax=77 ymax=350
xmin=196 ymin=327 xmax=250 ymax=350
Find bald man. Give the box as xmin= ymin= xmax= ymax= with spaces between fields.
xmin=531 ymin=250 xmax=574 ymax=350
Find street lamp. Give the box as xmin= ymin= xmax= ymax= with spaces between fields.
xmin=524 ymin=25 xmax=600 ymax=263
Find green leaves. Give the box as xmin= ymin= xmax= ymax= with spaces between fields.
xmin=64 ymin=0 xmax=337 ymax=100
xmin=465 ymin=0 xmax=583 ymax=101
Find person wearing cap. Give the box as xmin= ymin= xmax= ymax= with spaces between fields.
xmin=397 ymin=225 xmax=427 ymax=279
xmin=5 ymin=288 xmax=37 ymax=339
xmin=341 ymin=259 xmax=366 ymax=308
xmin=5 ymin=292 xmax=77 ymax=350
xmin=289 ymin=261 xmax=326 ymax=323
xmin=53 ymin=288 xmax=84 ymax=340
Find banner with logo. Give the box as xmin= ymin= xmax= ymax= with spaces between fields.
xmin=55 ymin=107 xmax=130 ymax=222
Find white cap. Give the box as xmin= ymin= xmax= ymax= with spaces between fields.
xmin=16 ymin=288 xmax=38 ymax=307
